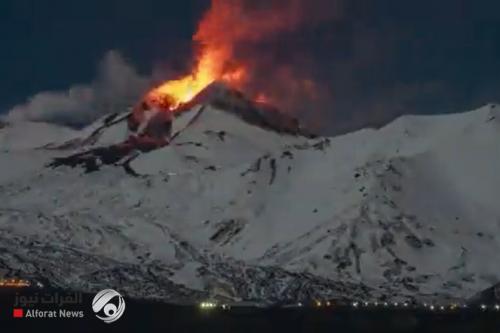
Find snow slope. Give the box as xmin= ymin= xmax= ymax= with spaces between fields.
xmin=0 ymin=102 xmax=499 ymax=303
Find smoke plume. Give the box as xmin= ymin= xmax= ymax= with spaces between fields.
xmin=6 ymin=51 xmax=148 ymax=127
xmin=190 ymin=0 xmax=343 ymax=132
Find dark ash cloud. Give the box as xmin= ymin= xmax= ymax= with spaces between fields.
xmin=226 ymin=0 xmax=500 ymax=135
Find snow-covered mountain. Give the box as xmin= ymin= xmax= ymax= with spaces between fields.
xmin=0 ymin=98 xmax=499 ymax=304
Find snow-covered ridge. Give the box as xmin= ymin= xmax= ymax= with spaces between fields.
xmin=0 ymin=102 xmax=499 ymax=303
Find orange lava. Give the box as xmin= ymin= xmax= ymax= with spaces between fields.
xmin=146 ymin=1 xmax=249 ymax=111
xmin=145 ymin=0 xmax=310 ymax=112
xmin=147 ymin=50 xmax=245 ymax=111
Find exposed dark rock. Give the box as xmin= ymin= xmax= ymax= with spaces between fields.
xmin=269 ymin=158 xmax=277 ymax=185
xmin=123 ymin=159 xmax=141 ymax=177
xmin=210 ymin=219 xmax=246 ymax=245
xmin=184 ymin=155 xmax=199 ymax=163
xmin=217 ymin=131 xmax=226 ymax=141
xmin=383 ymin=268 xmax=400 ymax=280
xmin=405 ymin=235 xmax=423 ymax=249
xmin=386 ymin=163 xmax=403 ymax=177
xmin=204 ymin=130 xmax=227 ymax=141
xmin=175 ymin=141 xmax=206 ymax=148
xmin=403 ymin=283 xmax=419 ymax=292
xmin=281 ymin=150 xmax=294 ymax=159
xmin=103 ymin=113 xmax=120 ymax=125
xmin=392 ymin=185 xmax=402 ymax=192
xmin=312 ymin=139 xmax=331 ymax=151
xmin=394 ymin=258 xmax=407 ymax=266
xmin=48 ymin=135 xmax=165 ymax=174
xmin=188 ymin=82 xmax=316 ymax=137
xmin=241 ymin=157 xmax=263 ymax=176
xmin=336 ymin=260 xmax=351 ymax=270
xmin=380 ymin=232 xmax=395 ymax=247
xmin=422 ymin=238 xmax=435 ymax=247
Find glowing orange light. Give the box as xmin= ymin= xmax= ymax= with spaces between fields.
xmin=147 ymin=45 xmax=247 ymax=111
xmin=0 ymin=278 xmax=30 ymax=288
xmin=145 ymin=0 xmax=254 ymax=111
xmin=255 ymin=93 xmax=272 ymax=104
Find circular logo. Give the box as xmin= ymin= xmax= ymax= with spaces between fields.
xmin=92 ymin=289 xmax=126 ymax=323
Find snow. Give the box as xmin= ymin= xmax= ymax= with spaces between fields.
xmin=0 ymin=102 xmax=499 ymax=303
xmin=0 ymin=121 xmax=77 ymax=151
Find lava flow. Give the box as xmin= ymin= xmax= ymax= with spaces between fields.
xmin=147 ymin=49 xmax=247 ymax=111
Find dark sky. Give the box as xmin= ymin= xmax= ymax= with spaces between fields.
xmin=2 ymin=0 xmax=500 ymax=133
xmin=0 ymin=0 xmax=207 ymax=111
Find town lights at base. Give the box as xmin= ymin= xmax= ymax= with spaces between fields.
xmin=199 ymin=302 xmax=217 ymax=309
xmin=197 ymin=300 xmax=500 ymax=312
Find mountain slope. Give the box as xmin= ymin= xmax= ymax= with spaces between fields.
xmin=0 ymin=102 xmax=499 ymax=303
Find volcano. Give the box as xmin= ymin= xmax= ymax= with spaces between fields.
xmin=44 ymin=84 xmax=311 ymax=175
xmin=1 ymin=97 xmax=500 ymax=304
